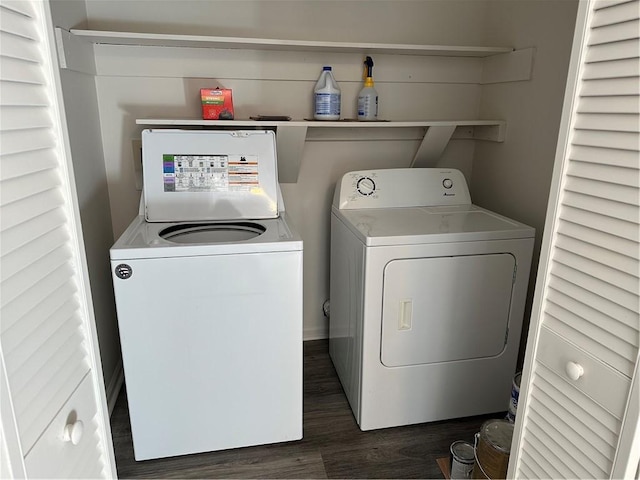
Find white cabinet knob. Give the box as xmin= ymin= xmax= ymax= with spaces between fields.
xmin=565 ymin=361 xmax=584 ymax=381
xmin=63 ymin=420 xmax=84 ymax=445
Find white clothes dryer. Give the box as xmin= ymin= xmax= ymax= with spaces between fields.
xmin=110 ymin=130 xmax=303 ymax=460
xmin=329 ymin=168 xmax=534 ymax=431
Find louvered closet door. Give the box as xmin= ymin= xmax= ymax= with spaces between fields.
xmin=0 ymin=1 xmax=114 ymax=478
xmin=509 ymin=0 xmax=639 ymax=479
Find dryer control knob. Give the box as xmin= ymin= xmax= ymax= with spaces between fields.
xmin=443 ymin=178 xmax=453 ymax=189
xmin=356 ymin=177 xmax=376 ymax=196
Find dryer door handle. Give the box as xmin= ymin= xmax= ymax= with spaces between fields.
xmin=398 ymin=300 xmax=413 ymax=331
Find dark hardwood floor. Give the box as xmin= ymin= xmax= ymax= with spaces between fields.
xmin=110 ymin=340 xmax=501 ymax=479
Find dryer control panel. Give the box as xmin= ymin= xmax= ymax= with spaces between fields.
xmin=334 ymin=168 xmax=472 ymax=210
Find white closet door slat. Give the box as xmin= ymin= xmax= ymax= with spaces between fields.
xmin=589 ymin=18 xmax=640 ymax=44
xmin=555 ymin=232 xmax=637 ymax=277
xmin=562 ymin=189 xmax=638 ymax=223
xmin=0 ymin=188 xmax=65 ymax=232
xmin=0 ymin=148 xmax=58 ymax=181
xmin=557 ymin=218 xmax=637 ymax=259
xmin=549 ymin=274 xmax=638 ymax=337
xmin=1 ymin=105 xmax=52 ymax=130
xmin=530 ymin=386 xmax=618 ymax=452
xmin=570 ymin=144 xmax=638 ymax=167
xmin=574 ymin=112 xmax=640 ymax=132
xmin=551 ymin=262 xmax=638 ymax=315
xmin=547 ymin=282 xmax=637 ymax=346
xmin=577 ymin=95 xmax=640 ymax=113
xmin=0 ymin=4 xmax=36 ymax=39
xmin=591 ymin=0 xmax=640 ymax=27
xmin=0 ymin=207 xmax=66 ymax=257
xmin=0 ymin=55 xmax=44 ymax=84
xmin=0 ymin=128 xmax=55 ymax=156
xmin=7 ymin=305 xmax=82 ymax=394
xmin=520 ymin=438 xmax=566 ymax=478
xmin=1 ymin=262 xmax=76 ymax=323
xmin=533 ymin=365 xmax=622 ymax=443
xmin=582 ymin=58 xmax=639 ymax=79
xmin=572 ymin=129 xmax=639 ymax=150
xmin=1 ymin=226 xmax=69 ymax=281
xmin=0 ymin=83 xmax=49 ymax=107
xmin=553 ymin=248 xmax=637 ymax=296
xmin=513 ymin=1 xmax=640 ymax=476
xmin=519 ymin=455 xmax=548 ymax=479
xmin=2 ymin=297 xmax=77 ymax=361
xmin=559 ymin=205 xmax=637 ymax=242
xmin=1 ymin=293 xmax=76 ymax=353
xmin=580 ymin=76 xmax=638 ymax=95
xmin=1 ymin=168 xmax=61 ymax=205
xmin=0 ymin=0 xmax=112 ymax=476
xmin=549 ymin=271 xmax=638 ymax=332
xmin=0 ymin=245 xmax=72 ymax=309
xmin=528 ymin=409 xmax=609 ymax=474
xmin=585 ymin=38 xmax=640 ymax=62
xmin=0 ymin=30 xmax=40 ymax=62
xmin=593 ymin=0 xmax=637 ymax=10
xmin=567 ymin=158 xmax=639 ymax=186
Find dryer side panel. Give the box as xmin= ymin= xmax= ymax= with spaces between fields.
xmin=381 ymin=253 xmax=516 ymax=367
xmin=329 ymin=214 xmax=365 ymax=418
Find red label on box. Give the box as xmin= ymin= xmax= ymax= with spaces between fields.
xmin=201 ymin=88 xmax=234 ymax=120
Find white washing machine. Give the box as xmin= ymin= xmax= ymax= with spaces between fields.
xmin=329 ymin=168 xmax=534 ymax=431
xmin=110 ymin=130 xmax=303 ymax=460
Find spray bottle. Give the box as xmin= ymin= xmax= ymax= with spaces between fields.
xmin=357 ymin=56 xmax=378 ymax=121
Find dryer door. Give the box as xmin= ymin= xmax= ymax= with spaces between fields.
xmin=380 ymin=253 xmax=515 ymax=367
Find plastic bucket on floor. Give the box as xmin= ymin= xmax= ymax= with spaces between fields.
xmin=472 ymin=419 xmax=513 ymax=479
xmin=450 ymin=440 xmax=475 ymax=479
xmin=506 ymin=372 xmax=521 ymax=423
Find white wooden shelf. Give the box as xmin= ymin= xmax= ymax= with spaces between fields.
xmin=136 ymin=119 xmax=506 ymax=183
xmin=69 ymin=29 xmax=513 ymax=57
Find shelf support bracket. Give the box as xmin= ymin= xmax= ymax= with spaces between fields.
xmin=276 ymin=125 xmax=308 ymax=183
xmin=410 ymin=125 xmax=457 ymax=168
xmin=54 ymin=27 xmax=96 ymax=74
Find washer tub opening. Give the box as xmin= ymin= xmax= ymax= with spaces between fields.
xmin=159 ymin=222 xmax=266 ymax=244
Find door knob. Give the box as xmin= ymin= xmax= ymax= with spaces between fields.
xmin=63 ymin=420 xmax=84 ymax=445
xmin=565 ymin=361 xmax=584 ymax=381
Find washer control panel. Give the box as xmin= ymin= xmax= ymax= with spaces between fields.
xmin=334 ymin=168 xmax=471 ymax=210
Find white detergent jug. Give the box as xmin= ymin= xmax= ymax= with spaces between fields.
xmin=314 ymin=66 xmax=341 ymax=121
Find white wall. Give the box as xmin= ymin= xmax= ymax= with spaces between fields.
xmin=474 ymin=0 xmax=579 ymax=361
xmin=58 ymin=0 xmax=578 ymax=345
xmin=85 ymin=0 xmax=492 ymax=339
xmin=84 ymin=0 xmax=491 ymax=45
xmin=49 ymin=0 xmax=122 ymax=405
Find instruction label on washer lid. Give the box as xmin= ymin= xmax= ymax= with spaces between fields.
xmin=163 ymin=154 xmax=259 ymax=192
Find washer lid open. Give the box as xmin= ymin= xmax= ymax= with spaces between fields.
xmin=142 ymin=130 xmax=279 ymax=222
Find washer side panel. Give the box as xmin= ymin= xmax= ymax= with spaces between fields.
xmin=110 ymin=250 xmax=303 ymax=460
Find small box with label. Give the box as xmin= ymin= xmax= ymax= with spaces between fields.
xmin=200 ymin=88 xmax=234 ymax=120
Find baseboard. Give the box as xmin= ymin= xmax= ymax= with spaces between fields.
xmin=303 ymin=326 xmax=328 ymax=341
xmin=106 ymin=361 xmax=125 ymax=416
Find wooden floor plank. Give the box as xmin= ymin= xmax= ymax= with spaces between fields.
xmin=110 ymin=339 xmax=502 ymax=478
